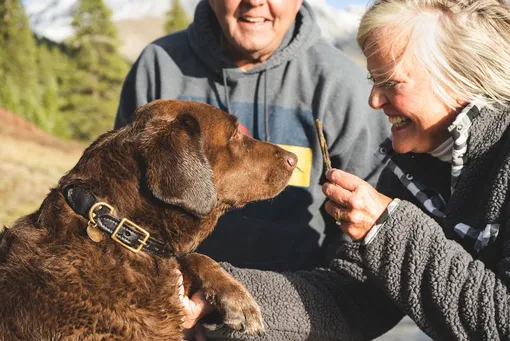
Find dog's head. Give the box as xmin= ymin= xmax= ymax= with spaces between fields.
xmin=133 ymin=100 xmax=297 ymax=217
xmin=57 ymin=100 xmax=296 ymax=252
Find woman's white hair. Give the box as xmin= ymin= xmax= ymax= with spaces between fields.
xmin=357 ymin=0 xmax=510 ymax=109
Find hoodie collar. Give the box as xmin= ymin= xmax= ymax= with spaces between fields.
xmin=188 ymin=0 xmax=321 ymax=80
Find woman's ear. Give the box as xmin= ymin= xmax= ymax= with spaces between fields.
xmin=456 ymin=98 xmax=469 ymax=107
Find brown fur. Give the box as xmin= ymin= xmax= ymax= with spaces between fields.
xmin=0 ymin=100 xmax=297 ymax=341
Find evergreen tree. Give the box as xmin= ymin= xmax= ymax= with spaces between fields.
xmin=46 ymin=41 xmax=76 ymax=139
xmin=66 ymin=0 xmax=129 ymax=141
xmin=37 ymin=37 xmax=85 ymax=139
xmin=35 ymin=44 xmax=64 ymax=135
xmin=164 ymin=0 xmax=189 ymax=34
xmin=0 ymin=0 xmax=40 ymax=121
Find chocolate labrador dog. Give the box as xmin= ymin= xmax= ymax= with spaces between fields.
xmin=0 ymin=100 xmax=297 ymax=341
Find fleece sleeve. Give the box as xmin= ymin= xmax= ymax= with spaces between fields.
xmin=114 ymin=45 xmax=160 ymax=129
xmin=208 ymin=261 xmax=403 ymax=341
xmin=360 ymin=200 xmax=510 ymax=340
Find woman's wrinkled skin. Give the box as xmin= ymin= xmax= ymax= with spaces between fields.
xmin=322 ymin=29 xmax=464 ymax=241
xmin=322 ymin=169 xmax=392 ymax=241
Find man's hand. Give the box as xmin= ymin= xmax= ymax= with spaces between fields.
xmin=177 ymin=271 xmax=215 ymax=340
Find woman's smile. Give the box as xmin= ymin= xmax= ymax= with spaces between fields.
xmin=387 ymin=115 xmax=412 ymax=129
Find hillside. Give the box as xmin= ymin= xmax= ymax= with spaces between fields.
xmin=114 ymin=16 xmax=166 ymax=61
xmin=0 ymin=108 xmax=84 ymax=227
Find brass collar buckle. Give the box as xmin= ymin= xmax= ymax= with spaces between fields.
xmin=111 ymin=218 xmax=150 ymax=253
xmin=88 ymin=202 xmax=151 ymax=254
xmin=64 ymin=186 xmax=175 ymax=258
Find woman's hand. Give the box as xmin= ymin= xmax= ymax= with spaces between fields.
xmin=322 ymin=169 xmax=392 ymax=241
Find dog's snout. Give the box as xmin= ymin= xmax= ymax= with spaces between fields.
xmin=286 ymin=152 xmax=298 ymax=170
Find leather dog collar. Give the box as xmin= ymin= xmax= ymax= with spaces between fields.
xmin=63 ymin=186 xmax=175 ymax=258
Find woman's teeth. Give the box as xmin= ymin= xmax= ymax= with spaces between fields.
xmin=388 ymin=115 xmax=411 ymax=128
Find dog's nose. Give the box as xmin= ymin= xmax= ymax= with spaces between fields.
xmin=286 ymin=153 xmax=298 ymax=170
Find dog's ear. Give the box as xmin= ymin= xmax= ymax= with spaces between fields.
xmin=142 ymin=113 xmax=216 ymax=217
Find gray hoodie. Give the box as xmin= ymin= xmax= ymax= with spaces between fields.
xmin=115 ymin=0 xmax=390 ymax=272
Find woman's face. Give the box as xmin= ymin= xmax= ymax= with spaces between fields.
xmin=364 ymin=35 xmax=458 ymax=154
xmin=209 ymin=0 xmax=303 ymax=64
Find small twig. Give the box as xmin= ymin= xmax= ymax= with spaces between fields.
xmin=315 ymin=119 xmax=331 ymax=172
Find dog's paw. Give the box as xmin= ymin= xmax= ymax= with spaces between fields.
xmin=221 ymin=291 xmax=264 ymax=335
xmin=206 ymin=281 xmax=265 ymax=335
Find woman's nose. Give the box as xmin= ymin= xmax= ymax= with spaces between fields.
xmin=368 ymin=86 xmax=387 ymax=109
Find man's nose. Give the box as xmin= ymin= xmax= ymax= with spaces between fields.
xmin=242 ymin=0 xmax=267 ymax=6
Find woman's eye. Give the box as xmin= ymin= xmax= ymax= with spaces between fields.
xmin=381 ymin=81 xmax=398 ymax=89
xmin=367 ymin=74 xmax=398 ymax=89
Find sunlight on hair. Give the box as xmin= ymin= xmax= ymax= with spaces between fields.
xmin=358 ymin=0 xmax=510 ymax=109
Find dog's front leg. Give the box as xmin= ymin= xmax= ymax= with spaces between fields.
xmin=179 ymin=253 xmax=264 ymax=335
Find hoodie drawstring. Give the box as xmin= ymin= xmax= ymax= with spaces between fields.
xmin=263 ymin=71 xmax=270 ymax=142
xmin=222 ymin=69 xmax=233 ymax=115
xmin=221 ymin=68 xmax=270 ymax=142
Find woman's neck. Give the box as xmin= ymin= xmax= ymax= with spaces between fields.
xmin=428 ymin=137 xmax=454 ymax=163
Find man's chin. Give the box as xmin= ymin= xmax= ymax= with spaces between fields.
xmin=236 ymin=40 xmax=279 ymax=58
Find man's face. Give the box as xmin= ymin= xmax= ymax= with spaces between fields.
xmin=209 ymin=0 xmax=303 ymax=63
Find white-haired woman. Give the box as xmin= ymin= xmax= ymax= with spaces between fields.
xmin=182 ymin=0 xmax=510 ymax=339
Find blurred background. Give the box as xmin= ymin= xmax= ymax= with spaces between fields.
xmin=0 ymin=0 xmax=429 ymax=339
xmin=0 ymin=0 xmax=367 ymax=232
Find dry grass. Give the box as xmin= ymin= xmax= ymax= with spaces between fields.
xmin=0 ymin=134 xmax=83 ymax=228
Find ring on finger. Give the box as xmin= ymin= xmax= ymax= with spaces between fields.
xmin=334 ymin=210 xmax=344 ymax=226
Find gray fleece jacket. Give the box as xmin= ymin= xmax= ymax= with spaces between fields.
xmin=214 ymin=103 xmax=510 ymax=341
xmin=115 ymin=0 xmax=389 ymax=272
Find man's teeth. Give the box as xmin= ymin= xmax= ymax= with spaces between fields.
xmin=243 ymin=17 xmax=265 ymax=23
xmin=388 ymin=115 xmax=411 ymax=127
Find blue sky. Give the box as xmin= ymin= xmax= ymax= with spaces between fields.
xmin=326 ymin=0 xmax=370 ymax=9
xmin=21 ymin=0 xmax=365 ymax=10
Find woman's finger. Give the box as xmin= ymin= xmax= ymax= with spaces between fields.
xmin=322 ymin=181 xmax=352 ymax=207
xmin=326 ymin=168 xmax=364 ymax=192
xmin=325 ymin=200 xmax=349 ymax=224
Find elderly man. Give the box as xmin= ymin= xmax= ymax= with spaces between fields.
xmin=115 ymin=0 xmax=389 ymax=273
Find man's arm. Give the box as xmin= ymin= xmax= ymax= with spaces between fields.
xmin=214 ymin=263 xmax=403 ymax=341
xmin=184 ymin=261 xmax=403 ymax=341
